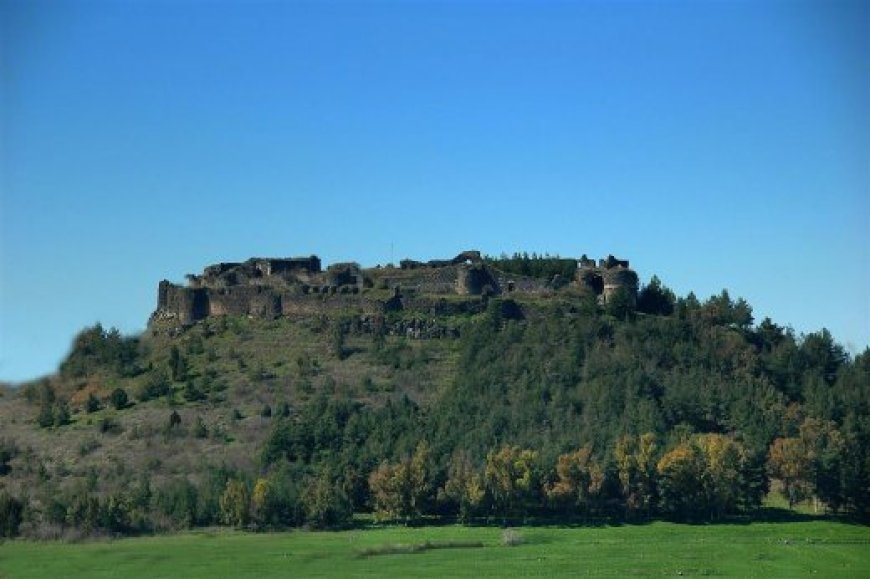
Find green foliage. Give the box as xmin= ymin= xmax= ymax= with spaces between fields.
xmin=251 ymin=461 xmax=305 ymax=528
xmin=368 ymin=442 xmax=432 ymax=523
xmin=193 ymin=416 xmax=208 ymax=438
xmin=167 ymin=410 xmax=182 ymax=430
xmin=636 ymin=275 xmax=675 ymax=316
xmin=485 ymin=252 xmax=577 ymax=281
xmin=5 ymin=265 xmax=869 ymax=536
xmin=169 ymin=346 xmax=188 ymax=382
xmin=302 ymin=470 xmax=352 ymax=529
xmin=98 ymin=416 xmax=122 ymax=434
xmin=183 ymin=380 xmax=206 ymax=402
xmin=0 ymin=438 xmax=16 ymax=476
xmin=657 ymin=434 xmax=762 ymax=521
xmin=60 ymin=324 xmax=140 ymax=379
xmin=37 ymin=401 xmax=56 ymax=428
xmin=109 ymin=387 xmax=129 ymax=410
xmin=220 ymin=479 xmax=250 ymax=527
xmin=614 ymin=433 xmax=658 ymax=518
xmin=85 ymin=393 xmax=102 ymax=413
xmin=484 ymin=446 xmax=540 ymax=518
xmin=697 ymin=290 xmax=754 ymax=329
xmin=54 ymin=400 xmax=71 ymax=426
xmin=440 ymin=451 xmax=485 ymax=522
xmin=0 ymin=492 xmax=24 ymax=537
xmin=605 ymin=287 xmax=635 ymax=320
xmin=545 ymin=446 xmax=604 ymax=518
xmin=137 ymin=369 xmax=172 ymax=402
xmin=330 ymin=321 xmax=348 ymax=360
xmin=38 ymin=398 xmax=71 ymax=428
xmin=154 ymin=478 xmax=199 ymax=529
xmin=3 ymin=522 xmax=870 ymax=577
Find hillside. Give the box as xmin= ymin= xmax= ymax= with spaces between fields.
xmin=0 ymin=251 xmax=867 ymax=538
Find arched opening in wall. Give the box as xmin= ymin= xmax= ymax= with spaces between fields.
xmin=589 ymin=273 xmax=604 ymax=295
xmin=192 ymin=290 xmax=209 ymax=320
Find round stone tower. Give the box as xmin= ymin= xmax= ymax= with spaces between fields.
xmin=602 ymin=266 xmax=638 ymax=306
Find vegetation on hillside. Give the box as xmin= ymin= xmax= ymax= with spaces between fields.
xmin=484 ymin=252 xmax=578 ymax=281
xmin=0 ymin=266 xmax=867 ymax=539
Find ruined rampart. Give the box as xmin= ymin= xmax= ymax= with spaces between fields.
xmin=149 ymin=251 xmax=639 ymax=328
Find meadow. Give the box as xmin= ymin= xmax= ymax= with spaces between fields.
xmin=2 ymin=520 xmax=869 ymax=578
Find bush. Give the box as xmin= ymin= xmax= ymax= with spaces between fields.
xmin=137 ymin=369 xmax=172 ymax=402
xmin=99 ymin=416 xmax=123 ymax=435
xmin=59 ymin=324 xmax=140 ymax=379
xmin=154 ymin=479 xmax=198 ymax=529
xmin=302 ymin=472 xmax=352 ymax=529
xmin=0 ymin=438 xmax=16 ymax=476
xmin=37 ymin=405 xmax=54 ymax=428
xmin=52 ymin=401 xmax=71 ymax=427
xmin=109 ymin=387 xmax=129 ymax=410
xmin=168 ymin=411 xmax=182 ymax=430
xmin=276 ymin=402 xmax=291 ymax=418
xmin=193 ymin=416 xmax=208 ymax=438
xmin=219 ymin=479 xmax=250 ymax=527
xmin=0 ymin=492 xmax=24 ymax=537
xmin=183 ymin=380 xmax=206 ymax=402
xmin=85 ymin=393 xmax=102 ymax=413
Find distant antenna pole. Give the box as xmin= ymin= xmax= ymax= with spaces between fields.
xmin=390 ymin=243 xmax=394 ymax=265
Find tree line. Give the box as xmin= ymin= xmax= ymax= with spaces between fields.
xmin=2 ymin=274 xmax=868 ymax=537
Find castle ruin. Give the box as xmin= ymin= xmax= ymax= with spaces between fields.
xmin=149 ymin=251 xmax=638 ymax=327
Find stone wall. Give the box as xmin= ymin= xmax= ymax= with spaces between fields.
xmin=575 ymin=254 xmax=638 ymax=305
xmin=150 ymin=250 xmax=639 ymax=329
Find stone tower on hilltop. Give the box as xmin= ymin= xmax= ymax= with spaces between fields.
xmin=575 ymin=254 xmax=638 ymax=306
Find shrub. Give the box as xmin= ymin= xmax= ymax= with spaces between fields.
xmin=0 ymin=492 xmax=24 ymax=537
xmin=99 ymin=416 xmax=122 ymax=435
xmin=59 ymin=324 xmax=140 ymax=379
xmin=219 ymin=479 xmax=250 ymax=527
xmin=193 ymin=416 xmax=208 ymax=438
xmin=109 ymin=387 xmax=129 ymax=410
xmin=137 ymin=369 xmax=171 ymax=402
xmin=53 ymin=401 xmax=71 ymax=427
xmin=168 ymin=411 xmax=182 ymax=430
xmin=0 ymin=438 xmax=17 ymax=476
xmin=183 ymin=380 xmax=206 ymax=402
xmin=302 ymin=472 xmax=352 ymax=529
xmin=37 ymin=403 xmax=55 ymax=428
xmin=85 ymin=393 xmax=101 ymax=413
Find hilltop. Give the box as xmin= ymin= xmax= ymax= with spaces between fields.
xmin=0 ymin=250 xmax=867 ymax=539
xmin=149 ymin=250 xmax=637 ymax=327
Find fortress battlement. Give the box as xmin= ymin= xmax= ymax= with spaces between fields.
xmin=149 ymin=251 xmax=638 ymax=327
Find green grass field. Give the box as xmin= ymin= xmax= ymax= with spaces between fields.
xmin=2 ymin=520 xmax=869 ymax=577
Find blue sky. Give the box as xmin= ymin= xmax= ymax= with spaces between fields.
xmin=1 ymin=0 xmax=867 ymax=383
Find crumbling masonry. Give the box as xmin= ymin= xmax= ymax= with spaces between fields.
xmin=149 ymin=251 xmax=638 ymax=327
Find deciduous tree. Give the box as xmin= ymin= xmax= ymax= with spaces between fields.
xmin=484 ymin=446 xmax=539 ymax=519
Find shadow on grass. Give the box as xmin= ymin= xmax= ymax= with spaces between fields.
xmin=355 ymin=539 xmax=485 ymax=558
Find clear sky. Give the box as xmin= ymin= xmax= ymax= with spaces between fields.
xmin=1 ymin=0 xmax=867 ymax=383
